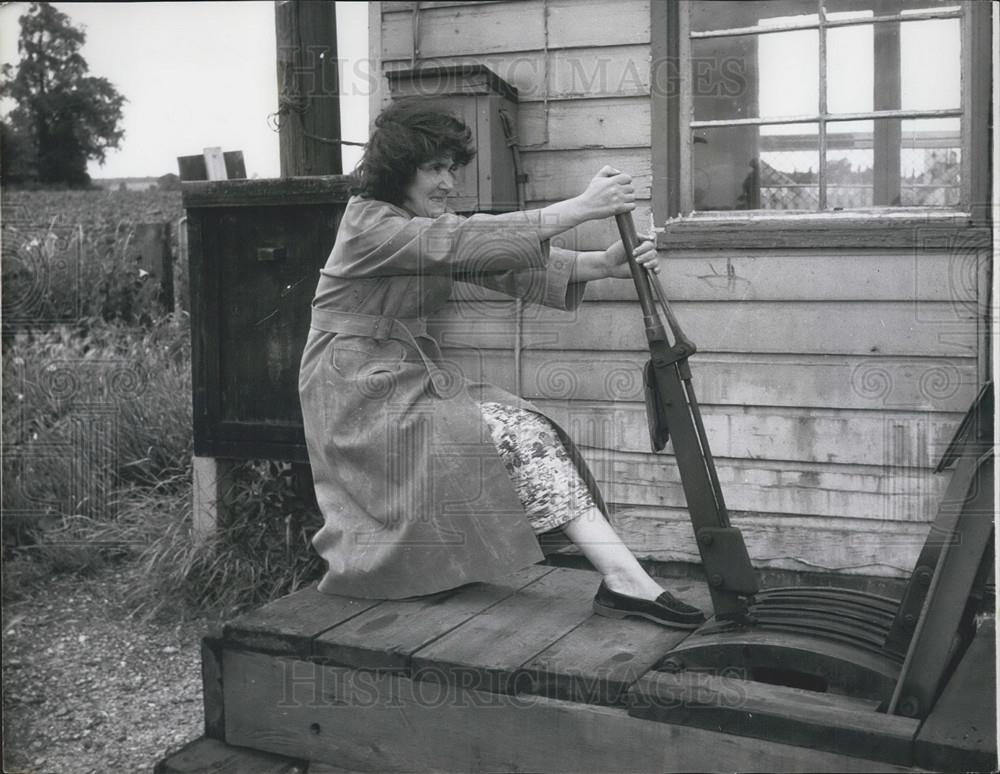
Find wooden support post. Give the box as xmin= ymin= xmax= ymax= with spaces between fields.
xmin=274 ymin=0 xmax=343 ymax=177
xmin=192 ymin=456 xmax=236 ymax=542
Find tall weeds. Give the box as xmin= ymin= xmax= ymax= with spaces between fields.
xmin=2 ymin=190 xmax=323 ymax=618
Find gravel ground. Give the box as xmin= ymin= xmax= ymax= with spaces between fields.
xmin=2 ymin=563 xmax=213 ymax=773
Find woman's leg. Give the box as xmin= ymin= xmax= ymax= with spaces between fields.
xmin=559 ymin=506 xmax=666 ymax=600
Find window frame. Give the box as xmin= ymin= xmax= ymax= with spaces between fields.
xmin=650 ymin=0 xmax=992 ymax=249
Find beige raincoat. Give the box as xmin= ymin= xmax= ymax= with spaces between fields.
xmin=299 ymin=196 xmax=608 ymax=599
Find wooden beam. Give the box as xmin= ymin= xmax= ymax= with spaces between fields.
xmin=275 ymin=0 xmax=342 ymax=176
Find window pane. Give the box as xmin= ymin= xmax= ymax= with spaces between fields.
xmin=827 ymin=24 xmax=873 ymax=113
xmin=900 ymin=19 xmax=960 ymax=111
xmin=900 ymin=117 xmax=961 ymax=206
xmin=690 ymin=35 xmax=757 ymax=121
xmin=692 ymin=29 xmax=818 ymax=121
xmin=826 ymin=120 xmax=873 ymax=208
xmin=693 ymin=123 xmax=819 ymax=211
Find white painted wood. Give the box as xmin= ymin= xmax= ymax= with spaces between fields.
xmin=192 ymin=456 xmax=235 ymax=541
xmin=519 ymin=98 xmax=651 ymax=148
xmin=441 ymin=348 xmax=978 ymax=412
xmin=430 ymin=300 xmax=979 ymax=356
xmin=533 ymin=399 xmax=962 ymax=467
xmin=202 ymin=147 xmax=228 ymax=181
xmin=580 ymin=447 xmax=950 ymax=523
xmin=450 ymin=250 xmax=978 ymax=301
xmin=607 ymin=508 xmax=930 ymax=577
xmin=382 ymin=0 xmax=649 ymax=60
xmin=383 ymin=46 xmax=652 ymax=103
xmin=521 ymin=147 xmax=652 ymax=202
xmin=369 ymin=2 xmax=389 ymax=114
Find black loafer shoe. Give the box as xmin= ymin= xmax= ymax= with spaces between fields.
xmin=592 ymin=581 xmax=707 ymax=630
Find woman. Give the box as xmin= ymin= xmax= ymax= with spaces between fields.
xmin=299 ymin=101 xmax=705 ymax=629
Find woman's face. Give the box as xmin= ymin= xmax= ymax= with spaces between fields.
xmin=402 ymin=157 xmax=458 ymax=218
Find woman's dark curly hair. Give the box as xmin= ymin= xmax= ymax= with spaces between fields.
xmin=351 ymin=100 xmax=476 ymax=205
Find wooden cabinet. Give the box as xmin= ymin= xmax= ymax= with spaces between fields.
xmin=184 ymin=176 xmax=353 ymax=462
xmin=387 ymin=65 xmax=520 ymax=213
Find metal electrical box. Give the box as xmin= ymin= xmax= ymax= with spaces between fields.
xmin=386 ymin=65 xmax=519 ymax=213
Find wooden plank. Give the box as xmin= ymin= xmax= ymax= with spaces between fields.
xmin=441 ymin=348 xmax=978 ymax=412
xmin=519 ymin=98 xmax=650 ymax=148
xmin=203 ymin=147 xmax=228 ymax=181
xmin=657 ymin=215 xmax=991 ymax=251
xmin=383 ymin=46 xmax=651 ymax=102
xmin=452 ymin=249 xmax=974 ymax=303
xmin=915 ymin=618 xmax=997 ymax=772
xmin=535 ymin=400 xmax=961 ymax=467
xmin=382 ymin=0 xmax=649 ymax=59
xmin=275 ymin=0 xmax=342 ymax=176
xmin=201 ymin=629 xmax=226 ymax=740
xmin=154 ymin=735 xmax=305 ymax=774
xmin=520 ymin=580 xmax=709 ymax=706
xmin=608 ymin=508 xmax=930 ymax=577
xmin=410 ymin=566 xmax=600 ymax=694
xmin=181 ymin=176 xmax=353 ymax=208
xmin=383 ymin=2 xmax=546 ymax=58
xmin=223 ymin=584 xmax=382 ymax=658
xmin=591 ymin=453 xmax=947 ymax=524
xmin=546 ymin=0 xmax=651 ymax=49
xmin=312 ymin=565 xmax=554 ymax=670
xmin=429 ymin=300 xmax=979 ymax=356
xmin=223 ymin=650 xmax=920 ymax=772
xmin=581 ymin=252 xmax=981 ymax=303
xmin=522 ymin=148 xmax=652 ymax=203
xmin=628 ymin=670 xmax=920 ymax=767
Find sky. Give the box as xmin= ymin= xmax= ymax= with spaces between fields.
xmin=0 ymin=1 xmax=370 ymax=179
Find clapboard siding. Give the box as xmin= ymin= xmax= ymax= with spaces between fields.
xmin=383 ymin=47 xmax=653 ymax=102
xmin=534 ymin=400 xmax=960 ymax=468
xmin=607 ymin=509 xmax=931 ymax=576
xmin=373 ymin=0 xmax=986 ymax=578
xmin=439 ymin=349 xmax=978 ymax=412
xmin=519 ymin=99 xmax=651 ymax=149
xmin=449 ymin=253 xmax=980 ymax=302
xmin=521 ymin=148 xmax=652 ymax=202
xmin=382 ymin=0 xmax=650 ymax=59
xmin=429 ymin=301 xmax=978 ymax=356
xmin=583 ymin=449 xmax=949 ymax=523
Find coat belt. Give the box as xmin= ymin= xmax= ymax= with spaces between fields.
xmin=310 ymin=306 xmax=428 ymax=340
xmin=311 ymin=306 xmax=452 ymax=396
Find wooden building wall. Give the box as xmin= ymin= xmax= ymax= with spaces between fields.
xmin=371 ymin=0 xmax=987 ymax=579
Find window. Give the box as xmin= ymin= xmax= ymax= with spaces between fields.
xmin=652 ymin=0 xmax=990 ymax=230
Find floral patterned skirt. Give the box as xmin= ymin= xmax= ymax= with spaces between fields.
xmin=478 ymin=401 xmax=596 ymax=534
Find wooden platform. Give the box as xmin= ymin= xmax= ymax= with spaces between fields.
xmin=158 ymin=565 xmax=996 ymax=773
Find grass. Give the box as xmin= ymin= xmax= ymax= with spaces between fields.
xmin=3 ymin=316 xmax=326 ymax=620
xmin=2 ymin=189 xmax=324 ymax=620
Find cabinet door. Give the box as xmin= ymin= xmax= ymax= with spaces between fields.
xmin=190 ymin=201 xmax=344 ymax=461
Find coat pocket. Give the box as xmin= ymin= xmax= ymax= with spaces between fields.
xmin=331 ymin=336 xmax=406 ymax=379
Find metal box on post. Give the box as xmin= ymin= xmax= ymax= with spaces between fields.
xmin=386 ymin=65 xmax=519 ymax=213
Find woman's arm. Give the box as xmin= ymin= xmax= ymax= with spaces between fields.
xmin=570 ymin=238 xmax=659 ymax=282
xmin=492 ymin=166 xmax=640 ymax=242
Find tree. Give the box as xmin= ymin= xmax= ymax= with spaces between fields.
xmin=1 ymin=2 xmax=126 ymax=187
